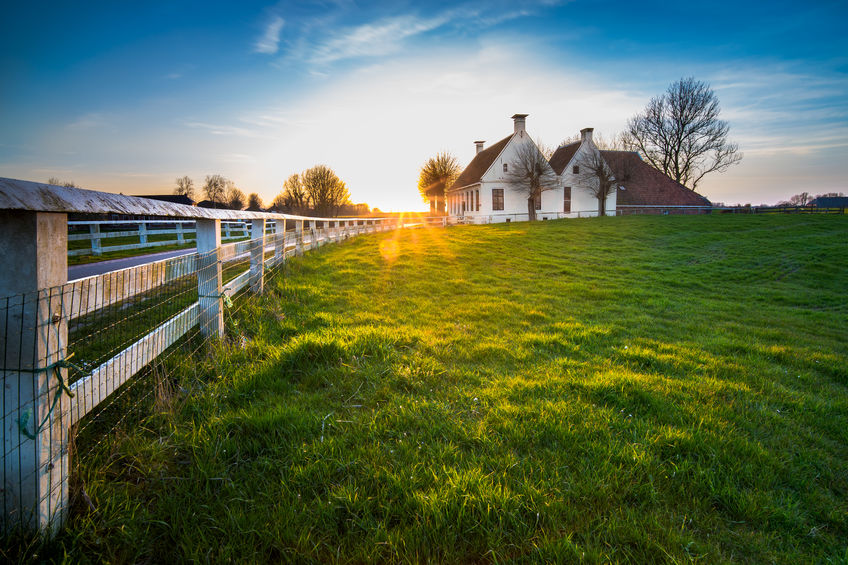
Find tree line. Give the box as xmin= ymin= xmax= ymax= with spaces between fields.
xmin=172 ymin=164 xmax=354 ymax=216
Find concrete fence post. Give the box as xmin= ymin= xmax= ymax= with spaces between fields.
xmin=89 ymin=223 xmax=102 ymax=255
xmin=250 ymin=219 xmax=265 ymax=294
xmin=196 ymin=219 xmax=223 ymax=338
xmin=176 ymin=222 xmax=184 ymax=244
xmin=0 ymin=211 xmax=70 ymax=536
xmin=138 ymin=222 xmax=148 ymax=245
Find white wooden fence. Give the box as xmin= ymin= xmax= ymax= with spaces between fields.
xmin=67 ymin=219 xmax=254 ymax=256
xmin=0 ymin=177 xmax=402 ymax=536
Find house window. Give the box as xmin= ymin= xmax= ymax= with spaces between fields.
xmin=534 ymin=188 xmax=541 ymax=210
xmin=564 ymin=186 xmax=572 ymax=213
xmin=573 ymin=165 xmax=579 ymax=174
xmin=492 ymin=188 xmax=504 ymax=211
xmin=503 ymin=163 xmax=508 ymax=173
xmin=476 ymin=189 xmax=480 ymax=211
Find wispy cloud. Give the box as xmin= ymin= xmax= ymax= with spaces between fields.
xmin=279 ymin=1 xmax=559 ymax=67
xmin=67 ymin=113 xmax=109 ymax=130
xmin=182 ymin=121 xmax=261 ymax=137
xmin=308 ymin=13 xmax=452 ymax=64
xmin=255 ymin=15 xmax=285 ymax=54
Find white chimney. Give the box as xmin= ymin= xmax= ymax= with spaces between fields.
xmin=474 ymin=140 xmax=485 ymax=154
xmin=580 ymin=127 xmax=594 ymax=144
xmin=512 ymin=113 xmax=528 ymax=135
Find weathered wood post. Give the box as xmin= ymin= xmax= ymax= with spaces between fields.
xmin=295 ymin=220 xmax=304 ymax=255
xmin=175 ymin=222 xmax=185 ymax=244
xmin=0 ymin=211 xmax=70 ymax=536
xmin=196 ymin=219 xmax=223 ymax=338
xmin=250 ymin=219 xmax=265 ymax=294
xmin=89 ymin=223 xmax=102 ymax=255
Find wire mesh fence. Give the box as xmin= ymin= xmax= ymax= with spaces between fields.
xmin=2 ymin=215 xmax=397 ymax=538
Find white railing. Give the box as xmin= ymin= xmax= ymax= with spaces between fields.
xmin=67 ymin=219 xmax=254 ymax=256
xmin=0 ymin=177 xmax=402 ymax=536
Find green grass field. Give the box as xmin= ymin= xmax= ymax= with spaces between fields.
xmin=16 ymin=214 xmax=848 ymax=563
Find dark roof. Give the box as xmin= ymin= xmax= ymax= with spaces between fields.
xmin=448 ymin=134 xmax=514 ymax=191
xmin=601 ymin=150 xmax=712 ymax=207
xmin=808 ymin=196 xmax=848 ymax=207
xmin=548 ymin=142 xmax=581 ymax=175
xmin=137 ymin=194 xmax=195 ymax=206
xmin=196 ymin=199 xmax=230 ymax=209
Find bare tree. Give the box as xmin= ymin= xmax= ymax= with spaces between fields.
xmin=577 ymin=152 xmax=632 ymax=217
xmin=246 ymin=193 xmax=263 ymax=211
xmin=225 ymin=181 xmax=246 ymax=210
xmin=174 ymin=176 xmax=195 ymax=200
xmin=417 ymin=152 xmax=461 ymax=214
xmin=624 ymin=77 xmax=741 ymax=190
xmin=47 ymin=177 xmax=78 ymax=188
xmin=203 ymin=174 xmax=227 ymax=207
xmin=272 ymin=174 xmax=309 ymax=213
xmin=504 ymin=141 xmax=558 ymax=221
xmin=558 ymin=131 xmax=624 ymax=151
xmin=302 ymin=165 xmax=351 ymax=217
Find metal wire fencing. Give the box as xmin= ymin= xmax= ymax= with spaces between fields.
xmin=1 ymin=215 xmax=395 ymax=538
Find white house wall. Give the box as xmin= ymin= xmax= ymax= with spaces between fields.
xmin=557 ymin=138 xmax=617 ymax=218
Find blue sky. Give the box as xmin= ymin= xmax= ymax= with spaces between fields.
xmin=1 ymin=0 xmax=846 ymax=210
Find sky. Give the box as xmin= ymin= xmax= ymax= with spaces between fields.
xmin=1 ymin=0 xmax=846 ymax=211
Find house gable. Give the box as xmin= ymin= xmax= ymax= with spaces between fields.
xmin=448 ymin=134 xmax=514 ymax=192
xmin=548 ymin=142 xmax=580 ymax=176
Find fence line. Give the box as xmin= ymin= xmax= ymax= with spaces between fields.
xmin=67 ymin=220 xmax=253 ymax=257
xmin=0 ymin=177 xmax=403 ymax=536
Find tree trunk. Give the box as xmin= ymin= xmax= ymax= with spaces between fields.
xmin=527 ymin=197 xmax=536 ymax=221
xmin=598 ymin=195 xmax=606 ymax=217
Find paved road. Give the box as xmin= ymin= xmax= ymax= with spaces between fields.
xmin=68 ymin=248 xmax=196 ymax=280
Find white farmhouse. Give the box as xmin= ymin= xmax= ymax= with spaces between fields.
xmin=446 ymin=114 xmax=711 ymax=223
xmin=446 ymin=114 xmax=610 ymax=223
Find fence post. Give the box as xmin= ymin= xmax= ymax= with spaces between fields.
xmin=89 ymin=223 xmax=102 ymax=255
xmin=138 ymin=222 xmax=148 ymax=245
xmin=176 ymin=222 xmax=184 ymax=244
xmin=274 ymin=219 xmax=286 ymax=265
xmin=196 ymin=219 xmax=223 ymax=338
xmin=250 ymin=219 xmax=265 ymax=294
xmin=0 ymin=211 xmax=70 ymax=536
xmin=296 ymin=220 xmax=304 ymax=255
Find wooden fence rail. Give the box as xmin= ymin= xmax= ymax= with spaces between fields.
xmin=0 ymin=177 xmax=401 ymax=536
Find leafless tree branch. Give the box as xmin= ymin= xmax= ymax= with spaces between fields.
xmin=625 ymin=77 xmax=741 ymax=190
xmin=504 ymin=141 xmax=558 ymax=221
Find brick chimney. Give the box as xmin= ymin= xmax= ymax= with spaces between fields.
xmin=580 ymin=127 xmax=594 ymax=144
xmin=512 ymin=114 xmax=528 ymax=135
xmin=474 ymin=140 xmax=485 ymax=154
